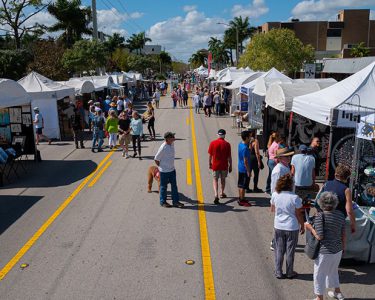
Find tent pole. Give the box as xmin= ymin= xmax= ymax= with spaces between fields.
xmin=288 ymin=112 xmax=293 ymax=146
xmin=326 ymin=123 xmax=334 ymax=181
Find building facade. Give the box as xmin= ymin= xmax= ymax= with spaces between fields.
xmin=259 ymin=9 xmax=375 ymax=59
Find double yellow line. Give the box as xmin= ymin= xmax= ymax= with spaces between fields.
xmin=0 ymin=150 xmax=115 ymax=281
xmin=189 ymin=99 xmax=216 ymax=299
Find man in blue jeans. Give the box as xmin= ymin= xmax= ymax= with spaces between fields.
xmin=154 ymin=132 xmax=184 ymax=208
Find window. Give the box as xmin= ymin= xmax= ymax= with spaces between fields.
xmin=327 ymin=29 xmax=342 ymax=37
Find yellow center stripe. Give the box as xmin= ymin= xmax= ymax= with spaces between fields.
xmin=88 ymin=160 xmax=112 ymax=187
xmin=186 ymin=159 xmax=192 ymax=185
xmin=0 ymin=150 xmax=115 ymax=281
xmin=189 ymin=98 xmax=216 ymax=299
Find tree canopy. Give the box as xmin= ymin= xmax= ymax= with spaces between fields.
xmin=126 ymin=31 xmax=152 ymax=54
xmin=47 ymin=0 xmax=92 ymax=48
xmin=62 ymin=40 xmax=108 ymax=74
xmin=239 ymin=29 xmax=315 ymax=75
xmin=350 ymin=42 xmax=370 ymax=58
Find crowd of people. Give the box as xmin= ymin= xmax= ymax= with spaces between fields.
xmin=33 ymin=79 xmax=358 ymax=300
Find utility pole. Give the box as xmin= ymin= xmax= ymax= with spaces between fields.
xmin=92 ymin=0 xmax=98 ymax=40
xmin=235 ymin=26 xmax=239 ymax=67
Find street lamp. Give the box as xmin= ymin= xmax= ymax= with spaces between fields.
xmin=217 ymin=22 xmax=239 ymax=67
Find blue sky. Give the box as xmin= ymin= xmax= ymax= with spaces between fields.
xmin=27 ymin=0 xmax=375 ymax=61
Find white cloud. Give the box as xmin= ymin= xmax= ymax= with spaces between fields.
xmin=97 ymin=8 xmax=128 ymax=36
xmin=129 ymin=12 xmax=144 ymax=19
xmin=183 ymin=5 xmax=197 ymax=12
xmin=147 ymin=9 xmax=227 ymax=61
xmin=291 ymin=0 xmax=375 ymax=20
xmin=231 ymin=0 xmax=269 ymax=19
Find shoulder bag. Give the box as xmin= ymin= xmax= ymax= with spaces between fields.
xmin=304 ymin=212 xmax=325 ymax=260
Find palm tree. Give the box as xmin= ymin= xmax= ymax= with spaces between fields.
xmin=189 ymin=50 xmax=207 ymax=68
xmin=126 ymin=31 xmax=152 ymax=55
xmin=208 ymin=37 xmax=229 ymax=69
xmin=48 ymin=0 xmax=92 ymax=48
xmin=229 ymin=16 xmax=257 ymax=54
xmin=350 ymin=42 xmax=370 ymax=57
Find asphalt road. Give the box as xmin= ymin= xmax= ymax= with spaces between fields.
xmin=0 ymin=94 xmax=374 ymax=300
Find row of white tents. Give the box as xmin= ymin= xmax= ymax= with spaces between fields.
xmin=210 ymin=63 xmax=375 ymax=130
xmin=0 ymin=71 xmax=143 ymax=140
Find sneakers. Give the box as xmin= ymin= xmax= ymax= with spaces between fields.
xmin=327 ymin=291 xmax=345 ymax=300
xmin=238 ymin=199 xmax=251 ymax=207
xmin=270 ymin=240 xmax=275 ymax=251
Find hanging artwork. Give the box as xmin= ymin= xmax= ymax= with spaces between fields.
xmin=10 ymin=124 xmax=22 ymax=133
xmin=22 ymin=114 xmax=32 ymax=126
xmin=9 ymin=107 xmax=22 ymax=123
xmin=0 ymin=108 xmax=10 ymax=126
xmin=0 ymin=126 xmax=11 ymax=144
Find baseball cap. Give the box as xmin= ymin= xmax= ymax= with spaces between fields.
xmin=33 ymin=107 xmax=39 ymax=111
xmin=164 ymin=132 xmax=175 ymax=139
xmin=299 ymin=144 xmax=308 ymax=152
xmin=94 ymin=107 xmax=102 ymax=112
xmin=217 ymin=129 xmax=226 ymax=136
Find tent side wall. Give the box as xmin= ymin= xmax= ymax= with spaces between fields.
xmin=31 ymin=98 xmax=60 ymax=139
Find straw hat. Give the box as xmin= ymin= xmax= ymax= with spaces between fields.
xmin=275 ymin=148 xmax=295 ymax=158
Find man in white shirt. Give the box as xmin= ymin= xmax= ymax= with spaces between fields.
xmin=33 ymin=107 xmax=51 ymax=145
xmin=193 ymin=91 xmax=200 ymax=114
xmin=154 ymin=132 xmax=184 ymax=208
xmin=291 ymin=144 xmax=315 ymax=190
xmin=116 ymin=97 xmax=124 ymax=113
xmin=270 ymin=148 xmax=295 ymax=194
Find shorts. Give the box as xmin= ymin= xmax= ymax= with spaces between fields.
xmin=35 ymin=128 xmax=43 ymax=135
xmin=212 ymin=170 xmax=228 ymax=179
xmin=238 ymin=172 xmax=250 ymax=189
xmin=119 ymin=133 xmax=131 ymax=146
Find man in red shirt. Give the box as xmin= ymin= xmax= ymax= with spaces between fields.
xmin=208 ymin=129 xmax=232 ymax=204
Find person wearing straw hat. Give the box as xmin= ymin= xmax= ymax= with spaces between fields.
xmin=270 ymin=147 xmax=295 ymax=195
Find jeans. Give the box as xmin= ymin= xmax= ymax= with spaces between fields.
xmin=132 ymin=135 xmax=141 ymax=155
xmin=92 ymin=130 xmax=104 ymax=149
xmin=195 ymin=105 xmax=200 ymax=113
xmin=215 ymin=103 xmax=220 ymax=115
xmin=266 ymin=159 xmax=276 ymax=192
xmin=160 ymin=170 xmax=179 ymax=205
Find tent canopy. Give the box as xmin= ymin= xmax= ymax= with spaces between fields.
xmin=59 ymin=80 xmax=95 ymax=95
xmin=292 ymin=62 xmax=375 ymax=127
xmin=0 ymin=79 xmax=31 ymax=109
xmin=216 ymin=68 xmax=253 ymax=83
xmin=265 ymin=80 xmax=336 ymax=112
xmin=224 ymin=72 xmax=263 ymax=90
xmin=252 ymin=68 xmax=292 ymax=96
xmin=19 ymin=71 xmax=75 ymax=100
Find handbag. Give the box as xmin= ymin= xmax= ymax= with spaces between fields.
xmin=259 ymin=155 xmax=264 ymax=170
xmin=304 ymin=213 xmax=324 ymax=260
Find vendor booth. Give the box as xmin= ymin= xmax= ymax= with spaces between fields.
xmin=292 ymin=61 xmax=375 ymax=179
xmin=18 ymin=72 xmax=75 ymax=140
xmin=0 ymin=79 xmax=36 ymax=184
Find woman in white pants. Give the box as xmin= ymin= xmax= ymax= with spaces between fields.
xmin=305 ymin=192 xmax=346 ymax=300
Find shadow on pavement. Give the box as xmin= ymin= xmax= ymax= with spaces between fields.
xmin=248 ymin=196 xmax=271 ymax=207
xmin=4 ymin=160 xmax=97 ymax=188
xmin=339 ymin=260 xmax=375 ymax=286
xmin=0 ymin=195 xmax=43 ymax=234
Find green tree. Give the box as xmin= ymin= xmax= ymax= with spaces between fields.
xmin=127 ymin=54 xmax=158 ymax=72
xmin=0 ymin=0 xmax=47 ymax=49
xmin=47 ymin=0 xmax=92 ymax=48
xmin=239 ymin=29 xmax=315 ymax=75
xmin=350 ymin=42 xmax=370 ymax=58
xmin=229 ymin=16 xmax=256 ymax=54
xmin=62 ymin=40 xmax=108 ymax=74
xmin=27 ymin=40 xmax=69 ymax=80
xmin=105 ymin=33 xmax=125 ymax=53
xmin=189 ymin=50 xmax=207 ymax=68
xmin=108 ymin=48 xmax=130 ymax=72
xmin=208 ymin=37 xmax=229 ymax=69
xmin=0 ymin=49 xmax=32 ymax=79
xmin=172 ymin=61 xmax=189 ymax=76
xmin=126 ymin=31 xmax=152 ymax=54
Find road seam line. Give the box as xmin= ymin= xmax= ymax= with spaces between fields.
xmin=0 ymin=150 xmax=115 ymax=281
xmin=189 ymin=98 xmax=216 ymax=300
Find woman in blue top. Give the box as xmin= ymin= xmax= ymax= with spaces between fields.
xmin=237 ymin=131 xmax=251 ymax=206
xmin=130 ymin=111 xmax=143 ymax=160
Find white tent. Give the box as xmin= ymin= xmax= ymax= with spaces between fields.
xmin=224 ymin=72 xmax=263 ymax=90
xmin=208 ymin=69 xmax=217 ymax=79
xmin=265 ymin=80 xmax=337 ymax=112
xmin=0 ymin=79 xmax=31 ymax=108
xmin=19 ymin=72 xmax=75 ymax=139
xmin=58 ymin=80 xmax=95 ymax=95
xmin=293 ymin=62 xmax=375 ymax=127
xmin=252 ymin=68 xmax=292 ymax=96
